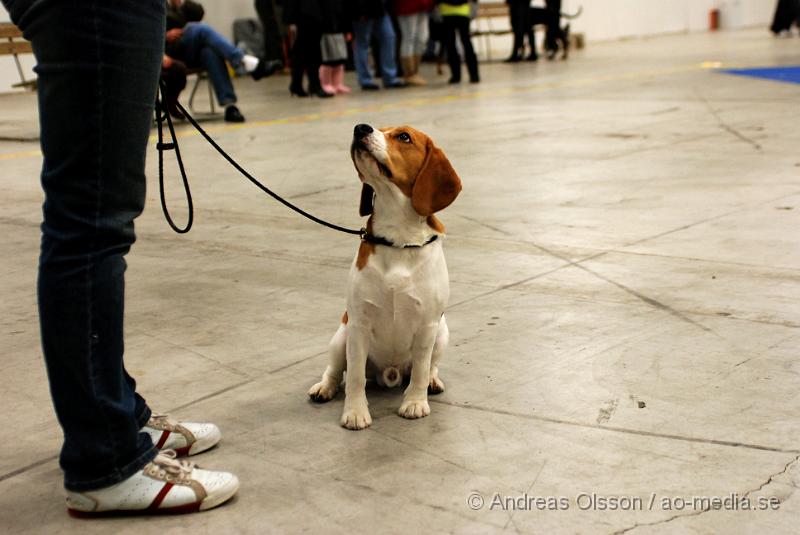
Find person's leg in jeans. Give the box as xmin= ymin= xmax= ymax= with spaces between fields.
xmin=5 ymin=1 xmax=239 ymax=514
xmin=376 ymin=13 xmax=402 ymax=86
xmin=181 ymin=21 xmax=279 ymax=84
xmin=198 ymin=47 xmax=238 ymax=106
xmin=352 ymin=18 xmax=378 ymax=88
xmin=181 ymin=22 xmax=245 ymax=68
xmin=178 ymin=31 xmax=247 ymax=119
xmin=10 ymin=0 xmax=162 ymax=492
xmin=456 ymin=16 xmax=479 ymax=82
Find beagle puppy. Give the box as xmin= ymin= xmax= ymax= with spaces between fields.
xmin=308 ymin=124 xmax=462 ymax=430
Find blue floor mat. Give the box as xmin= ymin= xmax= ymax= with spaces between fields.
xmin=722 ymin=65 xmax=800 ymax=85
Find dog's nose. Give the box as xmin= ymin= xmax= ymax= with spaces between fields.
xmin=354 ymin=124 xmax=373 ymax=139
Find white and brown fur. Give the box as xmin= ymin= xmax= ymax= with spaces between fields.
xmin=308 ymin=124 xmax=462 ymax=430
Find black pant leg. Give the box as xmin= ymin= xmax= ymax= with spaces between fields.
xmin=457 ymin=17 xmax=478 ymax=81
xmin=442 ymin=16 xmax=461 ymax=81
xmin=254 ymin=0 xmax=283 ymax=61
xmin=8 ymin=0 xmax=163 ymax=491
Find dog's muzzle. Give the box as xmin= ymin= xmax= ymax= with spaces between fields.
xmin=354 ymin=123 xmax=373 ymax=139
xmin=351 ymin=123 xmax=392 ymax=178
xmin=352 ymin=123 xmax=373 ymax=152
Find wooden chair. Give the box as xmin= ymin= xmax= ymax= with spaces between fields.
xmin=186 ymin=67 xmax=217 ymax=114
xmin=0 ymin=22 xmax=36 ymax=90
xmin=471 ymin=2 xmax=513 ymax=62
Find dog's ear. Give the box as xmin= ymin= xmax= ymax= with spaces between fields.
xmin=359 ymin=184 xmax=375 ymax=216
xmin=411 ymin=140 xmax=462 ymax=216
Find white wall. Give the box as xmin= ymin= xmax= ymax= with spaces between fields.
xmin=560 ymin=0 xmax=774 ymax=41
xmin=0 ymin=0 xmax=779 ymax=93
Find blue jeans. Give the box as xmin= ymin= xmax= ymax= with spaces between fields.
xmin=352 ymin=14 xmax=401 ymax=86
xmin=177 ymin=22 xmax=243 ymax=106
xmin=4 ymin=0 xmax=164 ymax=491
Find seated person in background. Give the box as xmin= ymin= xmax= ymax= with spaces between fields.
xmin=160 ymin=55 xmax=188 ymax=120
xmin=165 ymin=0 xmax=282 ymax=122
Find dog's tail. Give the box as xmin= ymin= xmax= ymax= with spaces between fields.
xmin=561 ymin=5 xmax=583 ymax=19
xmin=382 ymin=366 xmax=402 ymax=388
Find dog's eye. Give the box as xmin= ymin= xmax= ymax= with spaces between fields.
xmin=397 ymin=132 xmax=412 ymax=143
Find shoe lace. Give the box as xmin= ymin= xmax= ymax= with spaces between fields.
xmin=148 ymin=413 xmax=180 ymax=431
xmin=151 ymin=449 xmax=194 ymax=482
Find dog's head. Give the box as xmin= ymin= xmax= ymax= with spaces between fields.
xmin=351 ymin=124 xmax=461 ymax=217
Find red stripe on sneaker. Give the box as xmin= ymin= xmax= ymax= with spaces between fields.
xmin=148 ymin=482 xmax=174 ymax=510
xmin=155 ymin=430 xmax=170 ymax=449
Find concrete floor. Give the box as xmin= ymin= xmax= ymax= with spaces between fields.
xmin=2 ymin=28 xmax=800 ymax=534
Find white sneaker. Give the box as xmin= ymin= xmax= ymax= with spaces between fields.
xmin=143 ymin=414 xmax=221 ymax=456
xmin=66 ymin=450 xmax=239 ymax=517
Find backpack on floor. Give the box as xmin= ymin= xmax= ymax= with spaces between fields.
xmin=233 ymin=18 xmax=265 ymax=57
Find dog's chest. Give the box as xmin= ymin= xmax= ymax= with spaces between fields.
xmin=364 ymin=260 xmax=431 ymax=322
xmin=365 ymin=271 xmax=427 ymax=361
xmin=349 ymin=245 xmax=447 ymax=360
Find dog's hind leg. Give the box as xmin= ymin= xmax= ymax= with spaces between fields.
xmin=308 ymin=322 xmax=347 ymax=403
xmin=428 ymin=315 xmax=449 ymax=395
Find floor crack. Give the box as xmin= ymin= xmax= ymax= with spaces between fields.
xmin=611 ymin=453 xmax=800 ymax=535
xmin=743 ymin=453 xmax=800 ymax=499
xmin=611 ymin=506 xmax=712 ymax=535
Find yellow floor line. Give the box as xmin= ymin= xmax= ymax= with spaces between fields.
xmin=0 ymin=149 xmax=41 ymax=161
xmin=0 ymin=61 xmax=720 ymax=163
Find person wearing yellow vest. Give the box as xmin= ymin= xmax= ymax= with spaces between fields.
xmin=437 ymin=0 xmax=480 ymax=83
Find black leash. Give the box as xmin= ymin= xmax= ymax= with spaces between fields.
xmin=155 ymin=79 xmax=365 ymax=237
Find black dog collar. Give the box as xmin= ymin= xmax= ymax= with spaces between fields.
xmin=362 ymin=232 xmax=439 ymax=249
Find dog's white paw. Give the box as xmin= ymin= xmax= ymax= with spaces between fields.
xmin=398 ymin=399 xmax=430 ymax=419
xmin=428 ymin=375 xmax=445 ymax=395
xmin=308 ymin=379 xmax=338 ymax=403
xmin=340 ymin=404 xmax=372 ymax=430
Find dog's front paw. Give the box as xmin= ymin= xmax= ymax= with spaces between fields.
xmin=398 ymin=399 xmax=430 ymax=419
xmin=340 ymin=404 xmax=372 ymax=430
xmin=308 ymin=379 xmax=338 ymax=403
xmin=428 ymin=375 xmax=445 ymax=395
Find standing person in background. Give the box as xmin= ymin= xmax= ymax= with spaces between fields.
xmin=770 ymin=0 xmax=800 ymax=35
xmin=2 ymin=0 xmax=239 ymax=515
xmin=394 ymin=0 xmax=434 ymax=85
xmin=352 ymin=0 xmax=407 ymax=90
xmin=255 ymin=0 xmax=286 ymax=63
xmin=506 ymin=0 xmax=537 ymax=62
xmin=284 ymin=0 xmax=334 ymax=97
xmin=319 ymin=0 xmax=354 ymax=95
xmin=438 ymin=0 xmax=479 ymax=84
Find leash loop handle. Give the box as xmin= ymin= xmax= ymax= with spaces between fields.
xmin=156 ymin=78 xmax=364 ymax=237
xmin=157 ymin=80 xmax=194 ymax=234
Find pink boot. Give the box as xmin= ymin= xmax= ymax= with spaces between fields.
xmin=332 ymin=64 xmax=351 ymax=94
xmin=319 ymin=65 xmax=336 ymax=94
